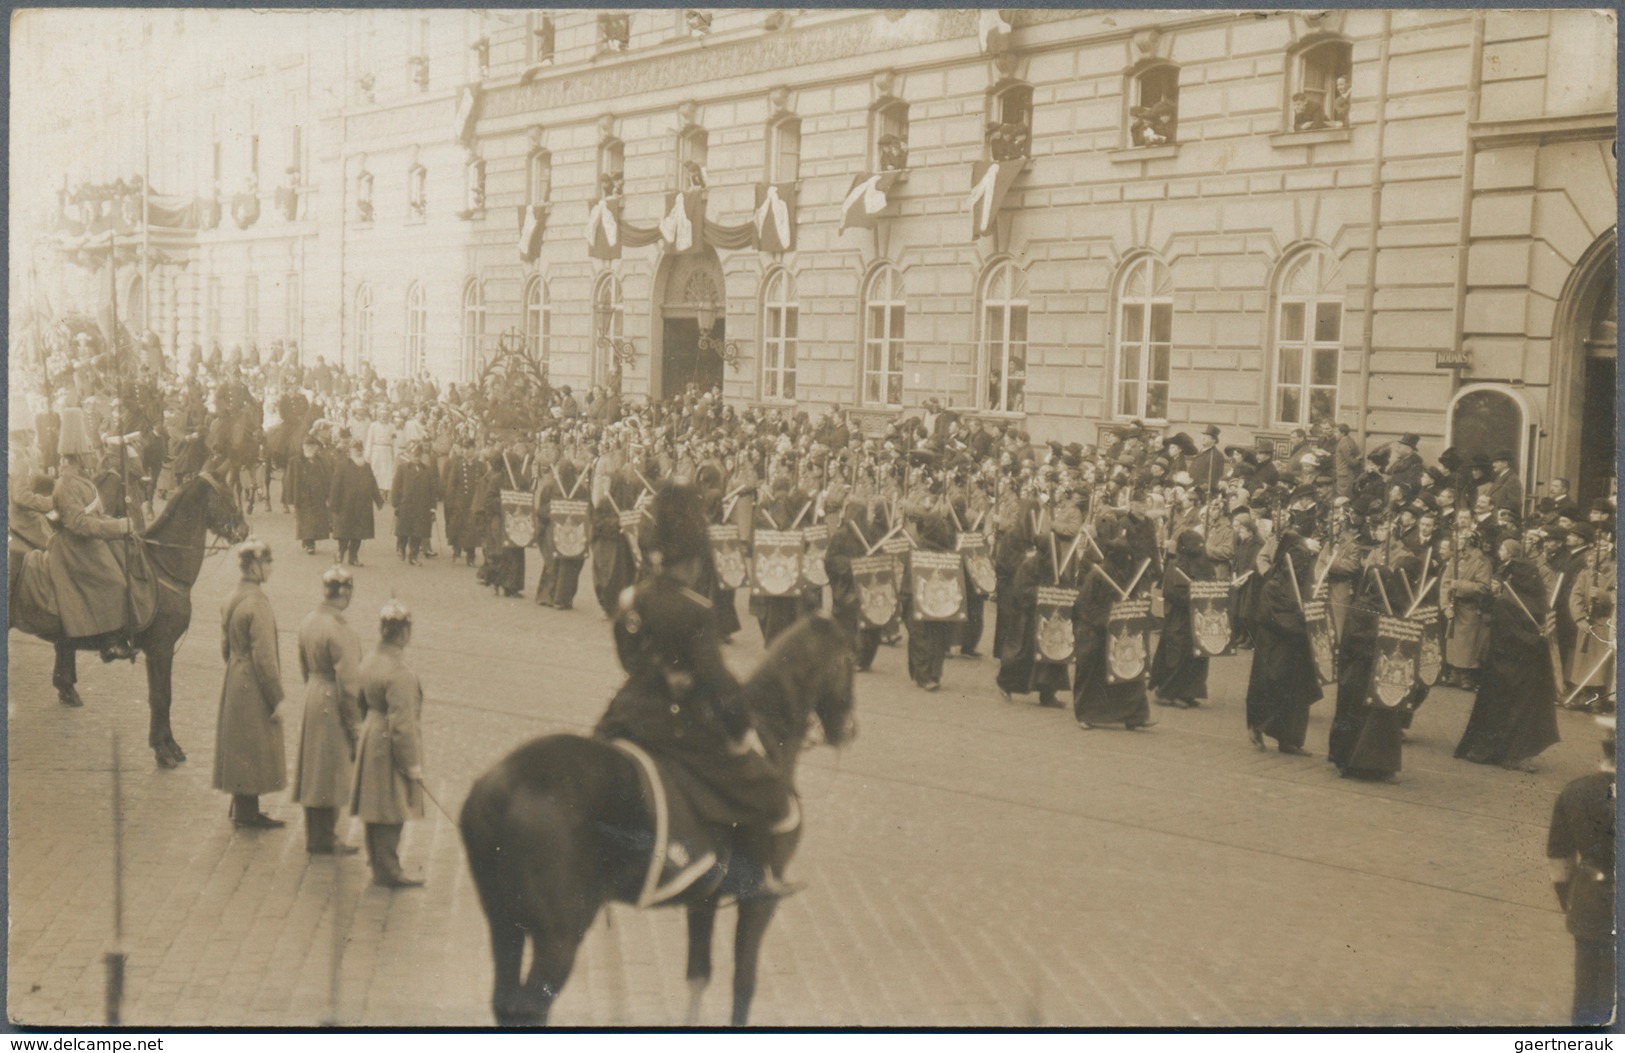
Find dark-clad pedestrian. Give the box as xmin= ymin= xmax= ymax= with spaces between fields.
xmin=902 ymin=504 xmax=955 ymax=692
xmin=1546 ymin=715 xmax=1615 ymax=1025
xmin=292 ymin=564 xmax=363 ymax=855
xmin=1073 ymin=527 xmax=1155 ymax=731
xmin=350 ymin=600 xmax=427 ymax=889
xmin=1326 ymin=566 xmax=1406 ymax=781
xmin=1244 ymin=532 xmax=1323 ymax=755
xmin=286 ymin=433 xmax=333 ymax=555
xmin=995 ymin=522 xmax=1070 ymax=709
xmin=825 ymin=493 xmax=882 ymax=671
xmin=213 ymin=539 xmax=287 ymax=829
xmin=329 ymin=438 xmax=384 ymax=567
xmin=1149 ymin=529 xmax=1213 ymax=709
xmin=391 ymin=442 xmax=438 ymax=565
xmin=443 ymin=438 xmax=483 ymax=566
xmin=1454 ymin=539 xmax=1560 ymax=772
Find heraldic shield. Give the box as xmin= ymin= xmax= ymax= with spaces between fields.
xmin=752 ymin=529 xmax=802 ymax=597
xmin=549 ymin=499 xmax=589 ymax=559
xmin=1106 ymin=597 xmax=1152 ymax=683
xmin=801 ymin=524 xmax=830 ymax=588
xmin=1370 ymin=615 xmax=1422 ymax=708
xmin=1411 ymin=606 xmax=1443 ymax=687
xmin=1035 ymin=585 xmax=1080 ymax=664
xmin=853 ymin=554 xmax=897 ymax=629
xmin=1302 ymin=598 xmax=1337 ymax=685
xmin=909 ymin=550 xmax=967 ymax=622
xmin=1189 ymin=580 xmax=1232 ymax=658
xmin=708 ymin=524 xmax=749 ymax=590
xmin=501 ymin=489 xmax=536 ymax=548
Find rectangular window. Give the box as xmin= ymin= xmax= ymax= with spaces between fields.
xmin=769 ymin=119 xmax=801 ymax=184
xmin=764 ymin=304 xmax=798 ymax=400
xmin=1274 ymin=302 xmax=1341 ymax=426
xmin=1117 ymin=301 xmax=1171 ymax=420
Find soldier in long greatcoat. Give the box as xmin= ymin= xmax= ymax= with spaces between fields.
xmin=213 ymin=539 xmax=288 ymax=828
xmin=442 ymin=437 xmax=483 ymax=565
xmin=286 ymin=434 xmax=333 ymax=554
xmin=292 ymin=565 xmax=362 ymax=854
xmin=350 ymin=600 xmax=427 ymax=888
xmin=390 ymin=444 xmax=439 ymax=564
xmin=329 ymin=439 xmax=384 ymax=566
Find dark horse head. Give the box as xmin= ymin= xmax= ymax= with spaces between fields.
xmin=743 ymin=613 xmax=857 ymax=759
xmin=142 ymin=471 xmax=250 ymax=584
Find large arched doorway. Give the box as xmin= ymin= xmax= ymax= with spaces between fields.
xmin=1551 ymin=231 xmax=1617 ymax=506
xmin=654 ymin=249 xmax=726 ymax=400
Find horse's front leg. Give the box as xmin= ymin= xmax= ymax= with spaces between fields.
xmin=731 ymin=896 xmax=778 ymax=1027
xmin=685 ymin=899 xmax=719 ymax=1025
xmin=144 ymin=644 xmax=183 ymax=767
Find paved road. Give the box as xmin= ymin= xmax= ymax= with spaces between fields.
xmin=6 ymin=507 xmax=1602 ymax=1027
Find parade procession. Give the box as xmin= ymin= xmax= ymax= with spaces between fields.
xmin=5 ymin=7 xmax=1617 ymax=1034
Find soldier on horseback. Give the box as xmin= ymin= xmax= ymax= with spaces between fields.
xmin=596 ymin=481 xmax=802 ymax=900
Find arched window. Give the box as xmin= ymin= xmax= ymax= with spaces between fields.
xmin=355 ymin=284 xmax=374 ymax=369
xmin=1129 ymin=62 xmax=1179 ymax=146
xmin=461 ymin=280 xmax=485 ymax=379
xmin=872 ymin=98 xmax=910 ymax=172
xmin=593 ymin=272 xmax=623 ymax=384
xmin=525 ymin=276 xmax=549 ymax=362
xmin=862 ymin=264 xmax=905 ymax=406
xmin=760 ymin=269 xmax=798 ymax=401
xmin=766 ymin=115 xmax=801 ymax=184
xmin=405 ymin=282 xmax=427 ymax=377
xmin=1114 ymin=256 xmax=1173 ymax=421
xmin=980 ymin=261 xmax=1028 ymax=413
xmin=1272 ymin=248 xmax=1343 ymax=427
xmin=1291 ymin=38 xmax=1352 ymax=130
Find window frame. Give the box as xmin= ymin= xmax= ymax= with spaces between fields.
xmin=592 ymin=272 xmax=624 ymax=385
xmin=462 ymin=279 xmax=486 ymax=380
xmin=1291 ymin=37 xmax=1353 ymax=130
xmin=524 ymin=275 xmax=550 ymax=363
xmin=355 ymin=283 xmax=374 ymax=369
xmin=765 ymin=114 xmax=801 ymax=184
xmin=1113 ymin=255 xmax=1174 ymax=423
xmin=759 ymin=268 xmax=798 ymax=402
xmin=861 ymin=264 xmax=906 ymax=408
xmin=979 ymin=260 xmax=1029 ymax=415
xmin=527 ymin=149 xmax=552 ymax=208
xmin=405 ymin=282 xmax=427 ymax=377
xmin=871 ymin=98 xmax=910 ymax=172
xmin=1271 ymin=248 xmax=1344 ymax=429
xmin=1128 ymin=61 xmax=1181 ymax=146
xmin=408 ymin=164 xmax=427 ymax=217
xmin=986 ymin=81 xmax=1034 ymax=161
xmin=676 ymin=126 xmax=709 ymax=188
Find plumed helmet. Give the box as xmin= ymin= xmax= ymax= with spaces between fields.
xmin=648 ymin=480 xmax=711 ymax=569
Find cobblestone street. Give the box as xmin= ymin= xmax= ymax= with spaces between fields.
xmin=6 ymin=509 xmax=1600 ymax=1028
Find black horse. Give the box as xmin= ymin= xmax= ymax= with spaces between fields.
xmin=460 ymin=614 xmax=856 ymax=1026
xmin=28 ymin=473 xmax=250 ymax=767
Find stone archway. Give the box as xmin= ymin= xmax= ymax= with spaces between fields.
xmin=1550 ymin=230 xmax=1617 ymax=505
xmin=652 ymin=248 xmax=726 ymax=401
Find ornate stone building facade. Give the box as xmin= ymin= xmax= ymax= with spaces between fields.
xmin=13 ymin=9 xmax=1617 ymax=501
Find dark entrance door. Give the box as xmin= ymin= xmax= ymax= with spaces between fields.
xmin=660 ymin=317 xmax=724 ymax=400
xmin=1577 ymin=356 xmax=1615 ymax=506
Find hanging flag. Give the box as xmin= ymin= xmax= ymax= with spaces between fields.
xmin=709 ymin=524 xmax=750 ymax=590
xmin=1189 ymin=580 xmax=1233 ymax=658
xmin=838 ymin=171 xmax=901 ymax=234
xmin=752 ymin=529 xmax=803 ymax=597
xmin=454 ymin=85 xmax=479 ymax=144
xmin=853 ymin=553 xmax=898 ymax=629
xmin=1303 ymin=598 xmax=1337 ymax=685
xmin=969 ymin=158 xmax=1028 ymax=240
xmin=909 ymin=550 xmax=966 ymax=623
xmin=1105 ymin=597 xmax=1154 ymax=683
xmin=753 ymin=182 xmax=796 ymax=252
xmin=585 ymin=194 xmax=622 ymax=260
xmin=549 ymin=499 xmax=589 ymax=558
xmin=517 ymin=204 xmax=546 ymax=261
xmin=801 ymin=524 xmax=830 ymax=587
xmin=1369 ymin=615 xmax=1422 ymax=708
xmin=658 ymin=189 xmax=705 ymax=254
xmin=1035 ymin=585 xmax=1080 ymax=664
xmin=231 ymin=192 xmax=260 ymax=230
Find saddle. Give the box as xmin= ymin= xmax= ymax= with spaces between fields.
xmin=9 ymin=536 xmax=160 ymax=641
xmin=610 ymin=739 xmax=800 ymax=908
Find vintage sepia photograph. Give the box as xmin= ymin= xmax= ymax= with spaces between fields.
xmin=5 ymin=6 xmax=1618 ymax=1031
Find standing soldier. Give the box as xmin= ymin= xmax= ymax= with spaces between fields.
xmin=390 ymin=442 xmax=438 ymax=565
xmin=1545 ymin=716 xmax=1615 ymax=1025
xmin=293 ymin=565 xmax=363 ymax=855
xmin=213 ymin=539 xmax=287 ymax=829
xmin=351 ymin=600 xmax=427 ymax=889
xmin=443 ymin=436 xmax=483 ymax=566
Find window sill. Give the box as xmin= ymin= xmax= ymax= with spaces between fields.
xmin=1109 ymin=144 xmax=1179 ymax=163
xmin=1270 ymin=126 xmax=1352 ymax=148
